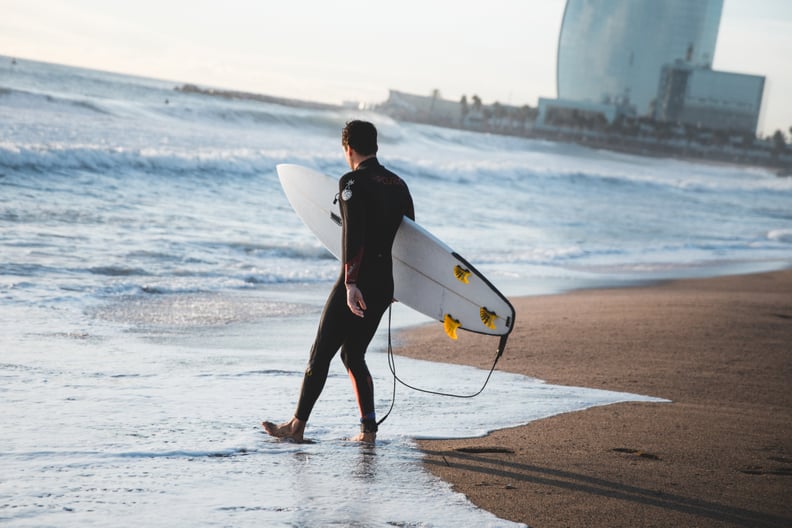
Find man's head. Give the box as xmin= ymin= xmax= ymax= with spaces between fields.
xmin=341 ymin=120 xmax=378 ymax=156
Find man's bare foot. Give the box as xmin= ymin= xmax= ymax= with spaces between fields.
xmin=262 ymin=417 xmax=306 ymax=443
xmin=350 ymin=431 xmax=376 ymax=443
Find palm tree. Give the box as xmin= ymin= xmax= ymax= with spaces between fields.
xmin=517 ymin=105 xmax=533 ymax=133
xmin=472 ymin=95 xmax=482 ymax=112
xmin=772 ymin=129 xmax=786 ymax=155
xmin=429 ymin=89 xmax=441 ymax=117
xmin=460 ymin=95 xmax=469 ymax=125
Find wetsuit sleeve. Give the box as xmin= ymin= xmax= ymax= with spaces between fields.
xmin=339 ymin=175 xmax=365 ymax=284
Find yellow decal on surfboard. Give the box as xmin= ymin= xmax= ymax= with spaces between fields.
xmin=453 ymin=265 xmax=471 ymax=284
xmin=480 ymin=307 xmax=498 ymax=329
xmin=443 ymin=314 xmax=461 ymax=340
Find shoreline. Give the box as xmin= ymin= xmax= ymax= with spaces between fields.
xmin=394 ymin=270 xmax=792 ymax=527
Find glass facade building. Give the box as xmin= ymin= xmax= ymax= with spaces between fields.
xmin=557 ymin=0 xmax=724 ymax=116
xmin=655 ymin=64 xmax=765 ymax=133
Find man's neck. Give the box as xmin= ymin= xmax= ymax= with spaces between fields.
xmin=351 ymin=154 xmax=375 ymax=170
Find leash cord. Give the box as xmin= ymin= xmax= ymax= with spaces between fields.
xmin=377 ymin=304 xmax=501 ymax=427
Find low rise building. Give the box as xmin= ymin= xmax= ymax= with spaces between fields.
xmin=654 ymin=61 xmax=765 ymax=134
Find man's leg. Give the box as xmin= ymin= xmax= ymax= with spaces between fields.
xmin=341 ymin=298 xmax=390 ymax=442
xmin=263 ymin=280 xmax=349 ymax=441
xmin=294 ymin=282 xmax=349 ymax=420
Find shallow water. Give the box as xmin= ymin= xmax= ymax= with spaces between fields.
xmin=1 ymin=303 xmax=666 ymax=528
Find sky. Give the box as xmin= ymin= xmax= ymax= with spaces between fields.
xmin=1 ymin=0 xmax=791 ymax=137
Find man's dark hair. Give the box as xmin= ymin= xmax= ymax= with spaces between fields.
xmin=341 ymin=120 xmax=378 ymax=156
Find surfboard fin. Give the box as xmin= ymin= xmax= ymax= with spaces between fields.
xmin=453 ymin=265 xmax=471 ymax=284
xmin=443 ymin=314 xmax=461 ymax=340
xmin=480 ymin=307 xmax=498 ymax=330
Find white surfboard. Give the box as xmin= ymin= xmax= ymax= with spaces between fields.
xmin=276 ymin=164 xmax=514 ymax=351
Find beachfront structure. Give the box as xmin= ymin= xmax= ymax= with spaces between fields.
xmin=556 ymin=0 xmax=723 ymax=114
xmin=377 ymin=90 xmax=533 ymax=131
xmin=538 ymin=0 xmax=765 ymax=134
xmin=379 ymin=90 xmax=461 ymax=124
xmin=654 ymin=62 xmax=765 ymax=134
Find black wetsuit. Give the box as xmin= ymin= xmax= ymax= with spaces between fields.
xmin=294 ymin=158 xmax=414 ymax=426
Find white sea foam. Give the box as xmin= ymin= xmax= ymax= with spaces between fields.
xmin=768 ymin=228 xmax=792 ymax=244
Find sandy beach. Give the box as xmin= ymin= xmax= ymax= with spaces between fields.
xmin=394 ymin=270 xmax=792 ymax=528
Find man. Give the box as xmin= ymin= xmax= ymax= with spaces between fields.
xmin=263 ymin=120 xmax=415 ymax=443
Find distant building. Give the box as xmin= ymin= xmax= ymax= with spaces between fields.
xmin=538 ymin=0 xmax=765 ymax=135
xmin=556 ymin=0 xmax=722 ymax=114
xmin=654 ymin=62 xmax=764 ymax=133
xmin=377 ymin=90 xmax=536 ymax=132
xmin=378 ymin=90 xmax=461 ymax=126
xmin=535 ymin=97 xmax=620 ymax=128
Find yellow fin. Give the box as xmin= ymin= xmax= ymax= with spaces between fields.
xmin=443 ymin=314 xmax=461 ymax=340
xmin=453 ymin=265 xmax=471 ymax=284
xmin=480 ymin=307 xmax=497 ymax=330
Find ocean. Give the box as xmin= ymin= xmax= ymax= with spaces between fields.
xmin=1 ymin=56 xmax=790 ymax=527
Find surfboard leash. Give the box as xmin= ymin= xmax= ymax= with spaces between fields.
xmin=377 ymin=304 xmax=505 ymax=427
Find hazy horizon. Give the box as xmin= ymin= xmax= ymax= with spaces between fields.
xmin=2 ymin=0 xmax=790 ymax=137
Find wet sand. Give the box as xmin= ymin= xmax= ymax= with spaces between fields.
xmin=394 ymin=270 xmax=792 ymax=528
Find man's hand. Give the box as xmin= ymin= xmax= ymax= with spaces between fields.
xmin=346 ymin=284 xmax=367 ymax=317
